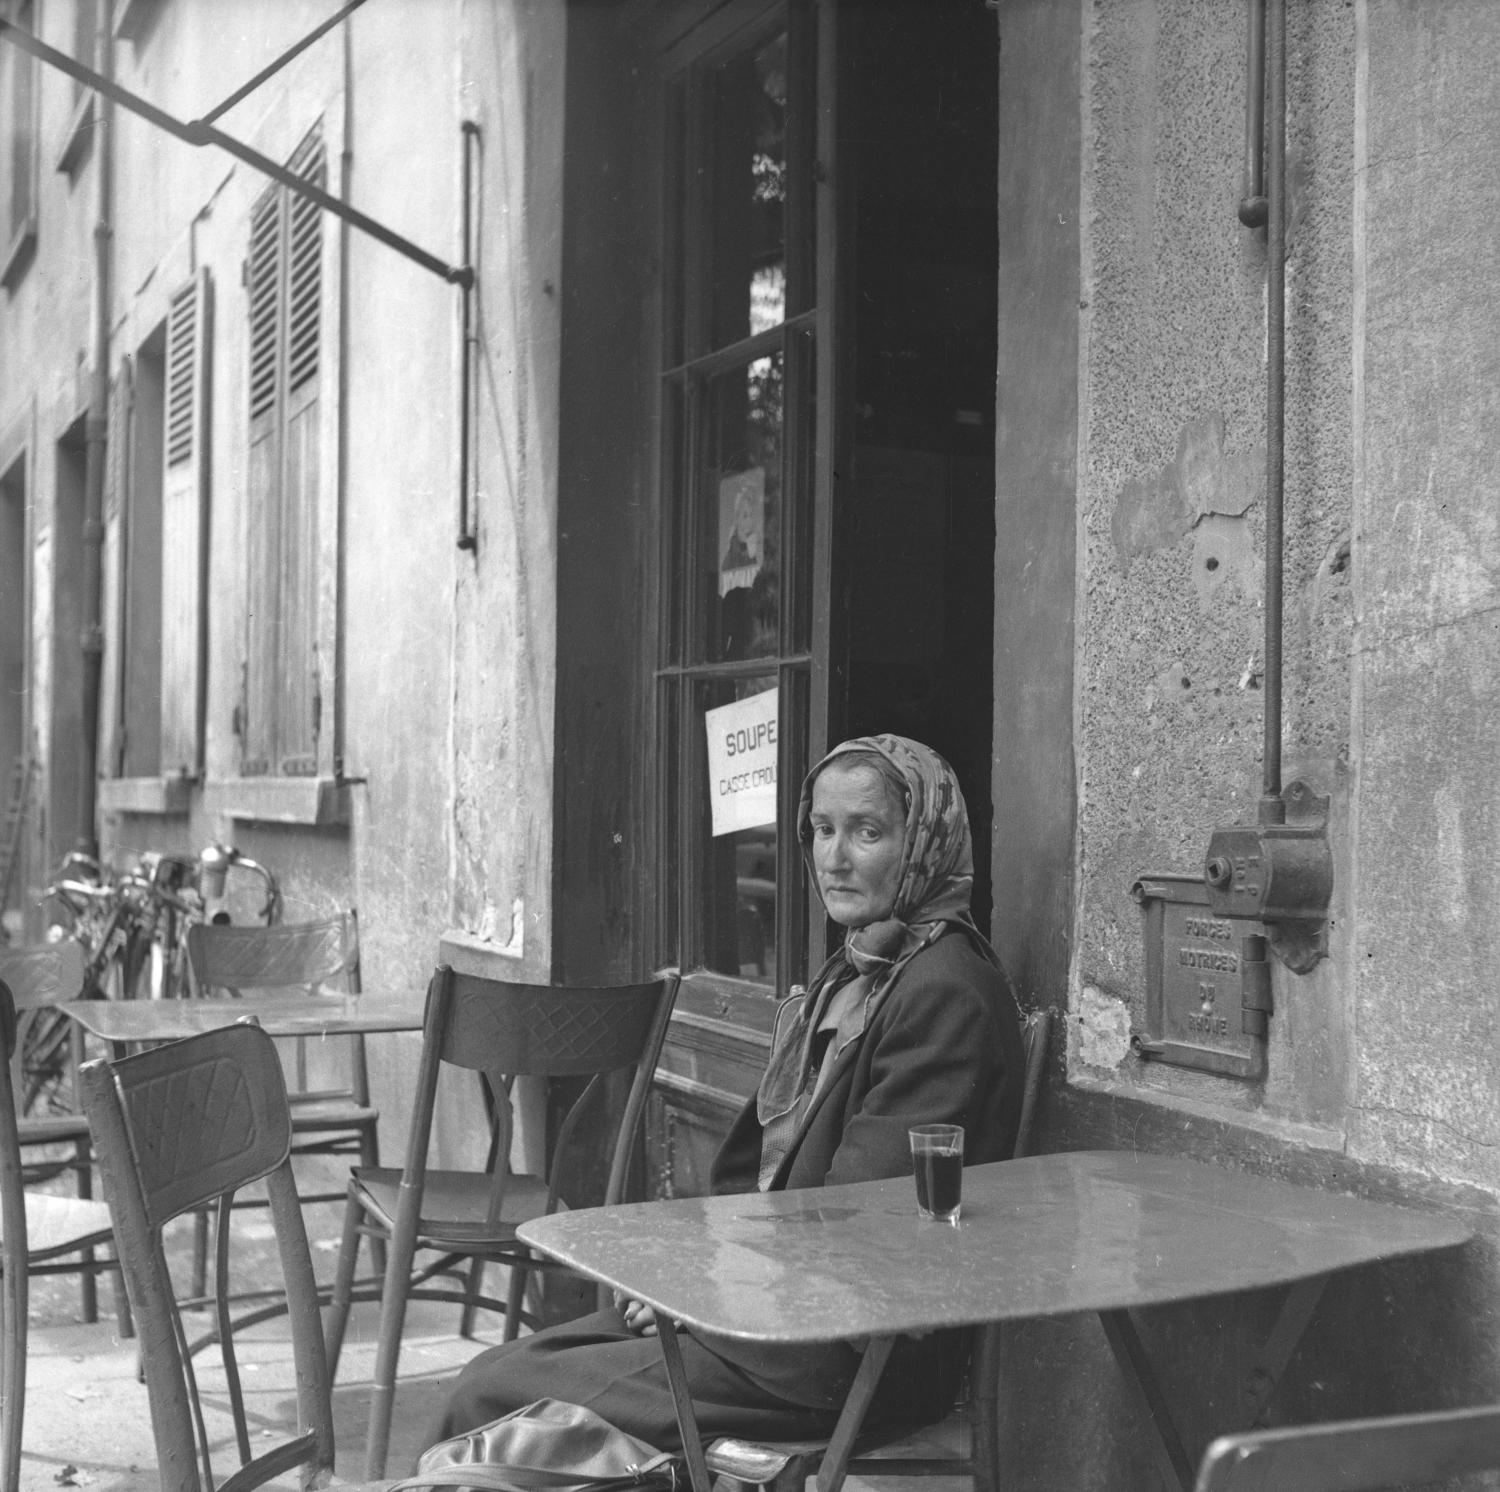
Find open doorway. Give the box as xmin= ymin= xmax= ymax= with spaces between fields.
xmin=839 ymin=0 xmax=999 ymax=930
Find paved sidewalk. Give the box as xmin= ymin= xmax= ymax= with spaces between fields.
xmin=18 ymin=1198 xmax=494 ymax=1489
xmin=17 ymin=1203 xmax=965 ymax=1491
xmin=20 ymin=1310 xmax=481 ymax=1490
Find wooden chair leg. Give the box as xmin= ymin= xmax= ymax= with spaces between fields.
xmin=503 ymin=1259 xmax=529 ymax=1343
xmin=364 ymin=1201 xmax=421 ymax=1479
xmin=75 ymin=1138 xmax=99 ymax=1324
xmin=1 ymin=1231 xmax=27 ymax=1492
xmin=459 ymin=1255 xmax=487 ymax=1338
xmin=191 ymin=1208 xmax=210 ymax=1300
xmin=323 ymin=1183 xmax=364 ymax=1379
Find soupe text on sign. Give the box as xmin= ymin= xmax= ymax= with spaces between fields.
xmin=704 ymin=687 xmax=778 ymax=837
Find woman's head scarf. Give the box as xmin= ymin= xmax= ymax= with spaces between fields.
xmin=754 ymin=735 xmax=999 ymax=1186
xmin=797 ymin=734 xmax=982 ymax=970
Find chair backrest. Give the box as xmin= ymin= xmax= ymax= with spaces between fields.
xmin=0 ymin=941 xmax=86 ymax=1008
xmin=405 ymin=964 xmax=682 ymax=1211
xmin=185 ymin=911 xmax=360 ymax=996
xmin=0 ymin=941 xmax=87 ymax=1119
xmin=0 ymin=980 xmax=29 ymax=1490
xmin=1193 ymin=1404 xmax=1500 ymax=1492
xmin=78 ymin=1023 xmax=335 ymax=1492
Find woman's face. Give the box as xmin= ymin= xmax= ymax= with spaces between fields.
xmin=808 ymin=760 xmax=906 ymax=928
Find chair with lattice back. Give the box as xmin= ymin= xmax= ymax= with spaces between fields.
xmin=183 ymin=910 xmax=378 ymax=1304
xmin=705 ymin=1005 xmax=1054 ymax=1492
xmin=77 ymin=1017 xmax=396 ymax=1491
xmin=0 ymin=939 xmax=127 ymax=1327
xmin=0 ymin=977 xmax=120 ymax=1488
xmin=322 ymin=956 xmax=682 ymax=1479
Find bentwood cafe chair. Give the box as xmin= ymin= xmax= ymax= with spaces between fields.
xmin=0 ymin=978 xmax=121 ymax=1490
xmin=78 ymin=1020 xmax=396 ymax=1491
xmin=323 ymin=958 xmax=682 ymax=1478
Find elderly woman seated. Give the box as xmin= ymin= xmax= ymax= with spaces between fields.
xmin=428 ymin=734 xmax=1025 ymax=1452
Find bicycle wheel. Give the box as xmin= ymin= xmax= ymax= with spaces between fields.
xmin=20 ymin=1003 xmax=75 ymax=1119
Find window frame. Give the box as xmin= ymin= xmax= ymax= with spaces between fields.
xmin=650 ymin=0 xmax=840 ymax=1000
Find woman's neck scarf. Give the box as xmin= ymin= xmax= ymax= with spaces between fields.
xmin=754 ymin=735 xmax=1001 ymax=1189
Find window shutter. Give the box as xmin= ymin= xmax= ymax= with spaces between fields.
xmin=160 ymin=269 xmax=212 ymax=777
xmin=242 ymin=124 xmax=324 ymax=777
xmin=279 ymin=129 xmax=324 ymax=775
xmin=243 ymin=180 xmax=282 ymax=776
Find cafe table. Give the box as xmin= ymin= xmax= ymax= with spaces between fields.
xmin=64 ymin=989 xmax=424 ymax=1047
xmin=516 ymin=1149 xmax=1473 ymax=1492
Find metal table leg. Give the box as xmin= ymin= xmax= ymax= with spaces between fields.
xmin=655 ymin=1317 xmax=715 ymax=1492
xmin=1099 ymin=1307 xmax=1194 ymax=1492
xmin=816 ymin=1335 xmax=895 ymax=1492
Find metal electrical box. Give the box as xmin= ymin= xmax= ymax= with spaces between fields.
xmin=1132 ymin=873 xmax=1271 ymax=1081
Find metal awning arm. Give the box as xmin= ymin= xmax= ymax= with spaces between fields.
xmin=199 ymin=0 xmax=368 ymax=126
xmin=0 ymin=18 xmax=472 ymax=289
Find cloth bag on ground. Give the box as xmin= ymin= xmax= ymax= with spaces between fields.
xmin=389 ymin=1397 xmax=681 ymax=1492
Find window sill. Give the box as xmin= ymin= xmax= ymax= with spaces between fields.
xmin=97 ymin=775 xmax=194 ymax=816
xmin=438 ymin=927 xmax=526 ymax=974
xmin=204 ymin=776 xmax=351 ymax=827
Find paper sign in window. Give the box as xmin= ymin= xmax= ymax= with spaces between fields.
xmin=718 ymin=466 xmax=765 ymax=597
xmin=705 ymin=687 xmax=778 ymax=837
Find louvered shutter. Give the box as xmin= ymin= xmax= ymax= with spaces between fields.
xmin=243 ymin=178 xmax=281 ymax=775
xmin=160 ymin=270 xmax=212 ymax=777
xmin=279 ymin=128 xmax=324 ymax=775
xmin=242 ymin=125 xmax=323 ymax=777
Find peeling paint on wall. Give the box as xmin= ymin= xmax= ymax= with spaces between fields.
xmin=1110 ymin=415 xmax=1261 ymax=575
xmin=1078 ymin=983 xmax=1133 ymax=1069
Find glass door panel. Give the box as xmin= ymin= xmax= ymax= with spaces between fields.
xmin=702 ymin=352 xmax=783 ymax=664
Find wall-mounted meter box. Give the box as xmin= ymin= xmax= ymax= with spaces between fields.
xmin=1131 ymin=873 xmax=1271 ymax=1081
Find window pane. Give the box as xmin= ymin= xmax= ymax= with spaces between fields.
xmin=701 ymin=352 xmax=783 ymax=663
xmin=707 ymin=30 xmax=787 ymax=350
xmin=698 ymin=674 xmax=779 ymax=984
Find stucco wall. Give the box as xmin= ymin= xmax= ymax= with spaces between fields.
xmin=997 ymin=0 xmax=1500 ymax=1484
xmin=2 ymin=0 xmax=564 ymax=1170
xmin=1073 ymin=0 xmax=1358 ymax=1134
xmin=1349 ymin=0 xmax=1500 ymax=1189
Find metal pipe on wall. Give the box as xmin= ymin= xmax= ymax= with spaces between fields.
xmin=1260 ymin=0 xmax=1286 ymax=822
xmin=77 ymin=0 xmax=115 ymax=856
xmin=458 ymin=120 xmax=480 ymax=552
xmin=1239 ymin=0 xmax=1268 ymax=228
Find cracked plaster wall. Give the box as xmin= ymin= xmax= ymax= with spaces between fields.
xmin=1073 ymin=0 xmax=1500 ymax=1194
xmin=1346 ymin=0 xmax=1500 ymax=1189
xmin=1074 ymin=1 xmax=1356 ymax=1139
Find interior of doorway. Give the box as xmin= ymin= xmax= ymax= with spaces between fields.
xmin=839 ymin=0 xmax=999 ymax=932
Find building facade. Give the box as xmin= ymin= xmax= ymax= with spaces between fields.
xmin=1 ymin=0 xmax=1497 ymax=1487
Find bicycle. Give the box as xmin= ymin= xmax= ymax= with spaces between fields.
xmin=26 ymin=843 xmax=282 ymax=1117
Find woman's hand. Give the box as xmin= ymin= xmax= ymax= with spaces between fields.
xmin=615 ymin=1293 xmax=660 ymax=1336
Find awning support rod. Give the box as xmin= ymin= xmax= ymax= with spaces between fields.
xmin=199 ymin=0 xmax=369 ymax=126
xmin=0 ymin=18 xmax=472 ymax=289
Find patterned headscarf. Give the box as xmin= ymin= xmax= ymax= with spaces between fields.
xmin=754 ymin=735 xmax=998 ymax=1187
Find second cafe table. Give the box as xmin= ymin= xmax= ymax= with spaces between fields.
xmin=64 ymin=989 xmax=424 ymax=1046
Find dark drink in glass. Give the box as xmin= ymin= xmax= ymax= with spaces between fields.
xmin=909 ymin=1124 xmax=964 ymax=1222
